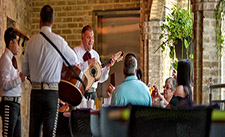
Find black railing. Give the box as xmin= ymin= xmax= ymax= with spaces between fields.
xmin=209 ymin=83 xmax=225 ymax=110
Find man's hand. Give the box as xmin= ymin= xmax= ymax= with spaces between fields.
xmin=19 ymin=72 xmax=25 ymax=82
xmin=106 ymin=83 xmax=115 ymax=97
xmin=106 ymin=56 xmax=116 ymax=69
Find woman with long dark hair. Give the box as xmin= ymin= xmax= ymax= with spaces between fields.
xmin=169 ymin=59 xmax=193 ymax=109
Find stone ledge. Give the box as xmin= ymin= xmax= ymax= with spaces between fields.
xmin=192 ymin=1 xmax=218 ymax=11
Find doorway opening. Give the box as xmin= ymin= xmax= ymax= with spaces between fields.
xmin=93 ymin=9 xmax=140 ymax=97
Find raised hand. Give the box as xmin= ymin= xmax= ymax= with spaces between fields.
xmin=106 ymin=83 xmax=115 ymax=97
xmin=172 ymin=69 xmax=177 ymax=81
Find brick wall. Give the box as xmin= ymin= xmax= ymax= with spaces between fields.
xmin=192 ymin=0 xmax=220 ymax=104
xmin=0 ymin=0 xmax=32 ymax=136
xmin=145 ymin=0 xmax=185 ymax=92
xmin=141 ymin=0 xmax=165 ymax=91
xmin=146 ymin=20 xmax=164 ymax=91
xmin=31 ymin=0 xmax=140 ymax=49
xmin=178 ymin=0 xmax=189 ymax=9
xmin=222 ymin=18 xmax=225 ymax=98
xmin=202 ymin=10 xmax=221 ymax=104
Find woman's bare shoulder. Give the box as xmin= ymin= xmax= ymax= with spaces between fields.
xmin=174 ymin=85 xmax=186 ymax=98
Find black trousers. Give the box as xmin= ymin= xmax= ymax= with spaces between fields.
xmin=0 ymin=101 xmax=21 ymax=137
xmin=84 ymin=88 xmax=97 ymax=101
xmin=84 ymin=92 xmax=97 ymax=102
xmin=29 ymin=89 xmax=59 ymax=137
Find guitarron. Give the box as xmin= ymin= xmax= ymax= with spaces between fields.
xmin=59 ymin=65 xmax=88 ymax=106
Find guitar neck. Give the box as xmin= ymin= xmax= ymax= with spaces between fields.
xmin=101 ymin=59 xmax=112 ymax=68
xmin=101 ymin=51 xmax=123 ymax=68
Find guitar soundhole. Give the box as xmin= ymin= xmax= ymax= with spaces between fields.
xmin=90 ymin=67 xmax=97 ymax=77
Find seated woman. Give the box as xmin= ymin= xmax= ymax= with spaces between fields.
xmin=151 ymin=77 xmax=177 ymax=107
xmin=168 ymin=59 xmax=193 ymax=109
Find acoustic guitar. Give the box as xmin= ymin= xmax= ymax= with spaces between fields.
xmin=84 ymin=51 xmax=124 ymax=91
xmin=59 ymin=65 xmax=88 ymax=106
xmin=58 ymin=51 xmax=123 ymax=108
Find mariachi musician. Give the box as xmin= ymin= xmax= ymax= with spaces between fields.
xmin=73 ymin=25 xmax=116 ymax=101
xmin=0 ymin=27 xmax=28 ymax=137
xmin=22 ymin=5 xmax=96 ymax=137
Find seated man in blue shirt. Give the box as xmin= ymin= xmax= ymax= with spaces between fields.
xmin=111 ymin=53 xmax=152 ymax=106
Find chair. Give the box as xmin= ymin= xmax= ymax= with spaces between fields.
xmin=90 ymin=110 xmax=101 ymax=137
xmin=70 ymin=108 xmax=92 ymax=137
xmin=128 ymin=105 xmax=212 ymax=137
xmin=56 ymin=112 xmax=71 ymax=137
xmin=210 ymin=109 xmax=225 ymax=137
xmin=100 ymin=106 xmax=130 ymax=137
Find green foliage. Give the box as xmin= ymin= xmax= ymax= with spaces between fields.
xmin=214 ymin=0 xmax=225 ymax=58
xmin=159 ymin=5 xmax=193 ymax=63
xmin=173 ymin=60 xmax=178 ymax=70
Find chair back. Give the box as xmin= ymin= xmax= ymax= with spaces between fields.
xmin=100 ymin=106 xmax=130 ymax=137
xmin=70 ymin=109 xmax=92 ymax=137
xmin=90 ymin=110 xmax=101 ymax=137
xmin=128 ymin=105 xmax=212 ymax=137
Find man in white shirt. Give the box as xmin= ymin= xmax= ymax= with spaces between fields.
xmin=0 ymin=27 xmax=25 ymax=137
xmin=22 ymin=5 xmax=88 ymax=137
xmin=73 ymin=25 xmax=115 ymax=100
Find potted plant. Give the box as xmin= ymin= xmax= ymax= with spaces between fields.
xmin=214 ymin=0 xmax=225 ymax=58
xmin=159 ymin=5 xmax=193 ymax=69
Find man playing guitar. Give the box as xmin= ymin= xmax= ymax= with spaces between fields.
xmin=73 ymin=25 xmax=116 ymax=100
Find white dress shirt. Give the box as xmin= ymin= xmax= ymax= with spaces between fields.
xmin=73 ymin=44 xmax=110 ymax=89
xmin=0 ymin=49 xmax=22 ymax=96
xmin=22 ymin=26 xmax=82 ymax=83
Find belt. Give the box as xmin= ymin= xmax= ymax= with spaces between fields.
xmin=87 ymin=87 xmax=96 ymax=93
xmin=32 ymin=82 xmax=58 ymax=90
xmin=2 ymin=96 xmax=21 ymax=104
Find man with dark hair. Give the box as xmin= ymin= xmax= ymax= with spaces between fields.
xmin=40 ymin=5 xmax=54 ymax=24
xmin=111 ymin=53 xmax=152 ymax=106
xmin=0 ymin=27 xmax=25 ymax=137
xmin=22 ymin=5 xmax=80 ymax=137
xmin=73 ymin=25 xmax=115 ymax=100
